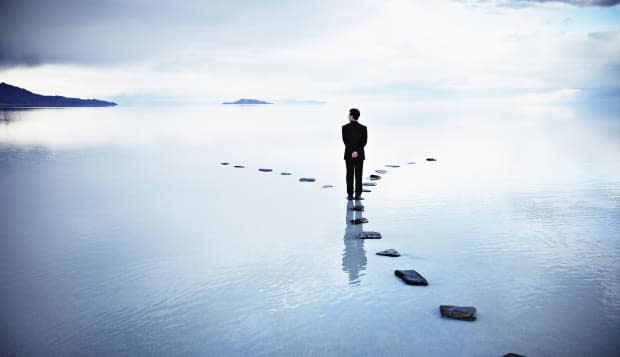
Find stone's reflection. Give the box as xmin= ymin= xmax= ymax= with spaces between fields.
xmin=342 ymin=200 xmax=367 ymax=286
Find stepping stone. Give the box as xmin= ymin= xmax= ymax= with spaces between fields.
xmin=350 ymin=217 xmax=368 ymax=225
xmin=426 ymin=158 xmax=436 ymax=161
xmin=220 ymin=162 xmax=230 ymax=165
xmin=351 ymin=205 xmax=364 ymax=211
xmin=233 ymin=165 xmax=245 ymax=168
xmin=280 ymin=172 xmax=292 ymax=175
xmin=259 ymin=168 xmax=273 ymax=172
xmin=408 ymin=162 xmax=416 ymax=164
xmin=358 ymin=231 xmax=381 ymax=239
xmin=394 ymin=270 xmax=428 ymax=286
xmin=502 ymin=354 xmax=527 ymax=357
xmin=362 ymin=189 xmax=372 ymax=192
xmin=363 ymin=182 xmax=377 ymax=186
xmin=369 ymin=174 xmax=381 ymax=180
xmin=376 ymin=249 xmax=400 ymax=257
xmin=385 ymin=164 xmax=400 ymax=168
xmin=375 ymin=170 xmax=388 ymax=174
xmin=322 ymin=185 xmax=333 ymax=188
xmin=299 ymin=178 xmax=316 ymax=182
xmin=439 ymin=305 xmax=477 ymax=321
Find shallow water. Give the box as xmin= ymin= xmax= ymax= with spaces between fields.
xmin=1 ymin=100 xmax=619 ymax=356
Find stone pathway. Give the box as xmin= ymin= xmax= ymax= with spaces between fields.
xmin=218 ymin=157 xmax=525 ymax=355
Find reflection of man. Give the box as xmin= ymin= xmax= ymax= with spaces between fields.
xmin=342 ymin=200 xmax=367 ymax=285
xmin=342 ymin=108 xmax=367 ymax=200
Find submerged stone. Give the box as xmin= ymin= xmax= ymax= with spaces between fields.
xmin=322 ymin=184 xmax=333 ymax=188
xmin=233 ymin=165 xmax=245 ymax=168
xmin=369 ymin=174 xmax=381 ymax=180
xmin=358 ymin=231 xmax=381 ymax=239
xmin=376 ymin=249 xmax=400 ymax=257
xmin=408 ymin=161 xmax=416 ymax=164
xmin=299 ymin=178 xmax=316 ymax=182
xmin=385 ymin=164 xmax=400 ymax=168
xmin=439 ymin=305 xmax=477 ymax=321
xmin=363 ymin=182 xmax=377 ymax=186
xmin=351 ymin=205 xmax=365 ymax=211
xmin=350 ymin=217 xmax=368 ymax=225
xmin=502 ymin=354 xmax=527 ymax=357
xmin=220 ymin=162 xmax=230 ymax=165
xmin=259 ymin=168 xmax=273 ymax=172
xmin=362 ymin=189 xmax=371 ymax=192
xmin=280 ymin=172 xmax=292 ymax=175
xmin=394 ymin=270 xmax=428 ymax=286
xmin=375 ymin=169 xmax=388 ymax=174
xmin=426 ymin=158 xmax=437 ymax=161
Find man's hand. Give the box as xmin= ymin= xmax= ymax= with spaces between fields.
xmin=352 ymin=151 xmax=358 ymax=159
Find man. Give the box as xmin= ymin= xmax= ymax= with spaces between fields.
xmin=342 ymin=108 xmax=367 ymax=200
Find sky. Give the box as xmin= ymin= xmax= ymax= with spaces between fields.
xmin=0 ymin=0 xmax=619 ymax=103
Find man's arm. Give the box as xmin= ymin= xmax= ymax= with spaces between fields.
xmin=342 ymin=126 xmax=349 ymax=147
xmin=361 ymin=126 xmax=367 ymax=149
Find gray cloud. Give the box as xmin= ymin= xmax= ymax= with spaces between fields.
xmin=455 ymin=0 xmax=619 ymax=7
xmin=588 ymin=31 xmax=620 ymax=40
xmin=0 ymin=0 xmax=372 ymax=67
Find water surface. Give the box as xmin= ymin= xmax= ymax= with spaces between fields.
xmin=1 ymin=99 xmax=619 ymax=356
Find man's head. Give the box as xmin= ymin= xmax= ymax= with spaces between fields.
xmin=348 ymin=108 xmax=360 ymax=122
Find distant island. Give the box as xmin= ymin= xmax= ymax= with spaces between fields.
xmin=222 ymin=98 xmax=272 ymax=105
xmin=0 ymin=82 xmax=117 ymax=107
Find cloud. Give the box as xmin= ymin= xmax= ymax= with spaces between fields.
xmin=0 ymin=0 xmax=378 ymax=67
xmin=0 ymin=0 xmax=618 ymax=101
xmin=454 ymin=0 xmax=620 ymax=7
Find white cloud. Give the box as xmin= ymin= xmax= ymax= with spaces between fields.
xmin=1 ymin=0 xmax=618 ymax=102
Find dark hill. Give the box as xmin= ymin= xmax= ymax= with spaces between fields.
xmin=0 ymin=82 xmax=117 ymax=107
xmin=222 ymin=98 xmax=271 ymax=104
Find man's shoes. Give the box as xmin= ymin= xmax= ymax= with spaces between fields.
xmin=354 ymin=194 xmax=362 ymax=200
xmin=347 ymin=194 xmax=354 ymax=200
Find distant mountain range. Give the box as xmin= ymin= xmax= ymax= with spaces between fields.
xmin=0 ymin=82 xmax=117 ymax=107
xmin=222 ymin=98 xmax=272 ymax=105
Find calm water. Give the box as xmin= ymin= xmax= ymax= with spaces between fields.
xmin=1 ymin=99 xmax=619 ymax=356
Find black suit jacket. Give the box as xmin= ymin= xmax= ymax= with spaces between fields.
xmin=342 ymin=121 xmax=367 ymax=160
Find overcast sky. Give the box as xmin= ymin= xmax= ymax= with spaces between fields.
xmin=1 ymin=0 xmax=619 ymax=102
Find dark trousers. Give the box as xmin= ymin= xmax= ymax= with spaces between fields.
xmin=345 ymin=158 xmax=363 ymax=196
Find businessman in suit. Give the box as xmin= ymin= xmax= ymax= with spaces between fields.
xmin=342 ymin=108 xmax=367 ymax=200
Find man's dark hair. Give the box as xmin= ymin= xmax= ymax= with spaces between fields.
xmin=349 ymin=108 xmax=360 ymax=120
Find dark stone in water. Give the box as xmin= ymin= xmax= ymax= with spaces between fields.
xmin=408 ymin=161 xmax=416 ymax=164
xmin=385 ymin=164 xmax=400 ymax=168
xmin=233 ymin=165 xmax=245 ymax=168
xmin=358 ymin=231 xmax=381 ymax=239
xmin=363 ymin=182 xmax=377 ymax=186
xmin=426 ymin=158 xmax=436 ymax=161
xmin=439 ymin=305 xmax=477 ymax=321
xmin=369 ymin=174 xmax=381 ymax=180
xmin=322 ymin=184 xmax=333 ymax=188
xmin=259 ymin=168 xmax=273 ymax=172
xmin=394 ymin=270 xmax=428 ymax=286
xmin=220 ymin=162 xmax=230 ymax=165
xmin=351 ymin=205 xmax=364 ymax=211
xmin=280 ymin=172 xmax=292 ymax=175
xmin=299 ymin=178 xmax=316 ymax=182
xmin=362 ymin=189 xmax=371 ymax=192
xmin=376 ymin=249 xmax=400 ymax=257
xmin=502 ymin=354 xmax=527 ymax=357
xmin=375 ymin=169 xmax=388 ymax=174
xmin=350 ymin=217 xmax=368 ymax=225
